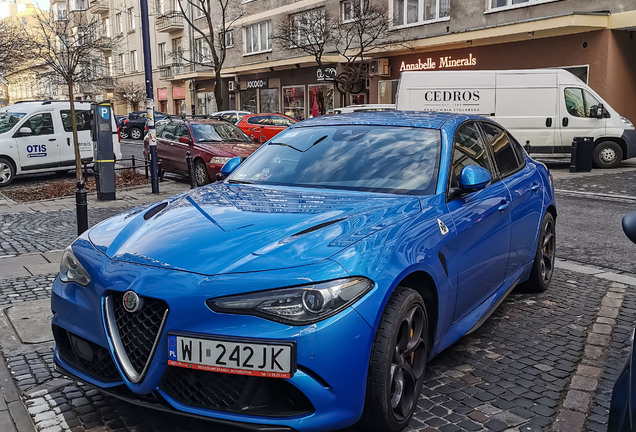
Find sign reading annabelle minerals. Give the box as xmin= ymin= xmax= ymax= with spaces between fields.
xmin=399 ymin=54 xmax=477 ymax=72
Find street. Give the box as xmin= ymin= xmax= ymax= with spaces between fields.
xmin=0 ymin=157 xmax=635 ymax=432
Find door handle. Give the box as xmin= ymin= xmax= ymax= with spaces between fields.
xmin=531 ymin=183 xmax=541 ymax=192
xmin=48 ymin=138 xmax=56 ymax=142
xmin=545 ymin=118 xmax=552 ymax=127
xmin=562 ymin=117 xmax=569 ymax=127
xmin=498 ymin=200 xmax=510 ymax=212
xmin=67 ymin=137 xmax=71 ymax=146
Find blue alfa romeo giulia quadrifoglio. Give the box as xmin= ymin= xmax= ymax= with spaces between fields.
xmin=52 ymin=111 xmax=556 ymax=432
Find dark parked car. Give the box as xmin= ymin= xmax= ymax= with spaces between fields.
xmin=120 ymin=111 xmax=167 ymax=140
xmin=53 ymin=111 xmax=556 ymax=432
xmin=143 ymin=117 xmax=261 ymax=185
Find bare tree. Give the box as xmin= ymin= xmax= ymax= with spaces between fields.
xmin=274 ymin=1 xmax=395 ymax=100
xmin=0 ymin=18 xmax=34 ymax=75
xmin=22 ymin=7 xmax=116 ymax=181
xmin=173 ymin=0 xmax=243 ymax=110
xmin=114 ymin=81 xmax=146 ymax=111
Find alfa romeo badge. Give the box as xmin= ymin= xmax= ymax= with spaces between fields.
xmin=122 ymin=290 xmax=142 ymax=313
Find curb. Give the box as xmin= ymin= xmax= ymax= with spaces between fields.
xmin=0 ymin=353 xmax=37 ymax=432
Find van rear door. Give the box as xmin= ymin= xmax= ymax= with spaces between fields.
xmin=494 ymin=72 xmax=558 ymax=154
xmin=559 ymin=86 xmax=606 ymax=152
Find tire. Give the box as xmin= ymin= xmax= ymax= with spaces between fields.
xmin=119 ymin=129 xmax=129 ymax=140
xmin=593 ymin=141 xmax=622 ymax=169
xmin=129 ymin=127 xmax=143 ymax=140
xmin=0 ymin=158 xmax=15 ymax=186
xmin=359 ymin=287 xmax=429 ymax=432
xmin=521 ymin=212 xmax=556 ymax=293
xmin=193 ymin=159 xmax=209 ymax=186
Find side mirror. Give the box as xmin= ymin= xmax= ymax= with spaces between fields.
xmin=622 ymin=212 xmax=636 ymax=244
xmin=590 ymin=104 xmax=605 ymax=119
xmin=179 ymin=136 xmax=191 ymax=144
xmin=220 ymin=156 xmax=243 ymax=177
xmin=15 ymin=127 xmax=32 ymax=137
xmin=459 ymin=165 xmax=492 ymax=191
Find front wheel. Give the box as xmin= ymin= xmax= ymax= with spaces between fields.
xmin=593 ymin=141 xmax=622 ymax=169
xmin=129 ymin=127 xmax=143 ymax=140
xmin=522 ymin=212 xmax=556 ymax=293
xmin=0 ymin=158 xmax=15 ymax=186
xmin=193 ymin=159 xmax=209 ymax=186
xmin=358 ymin=287 xmax=429 ymax=432
xmin=119 ymin=129 xmax=129 ymax=140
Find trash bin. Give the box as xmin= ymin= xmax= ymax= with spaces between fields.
xmin=570 ymin=137 xmax=594 ymax=173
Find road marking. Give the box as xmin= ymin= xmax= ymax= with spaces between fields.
xmin=555 ymin=189 xmax=636 ymax=202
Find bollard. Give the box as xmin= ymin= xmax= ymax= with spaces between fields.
xmin=75 ymin=180 xmax=88 ymax=235
xmin=131 ymin=154 xmax=136 ymax=169
xmin=158 ymin=160 xmax=164 ymax=182
xmin=186 ymin=151 xmax=197 ymax=189
xmin=144 ymin=155 xmax=149 ymax=179
xmin=82 ymin=159 xmax=89 ymax=181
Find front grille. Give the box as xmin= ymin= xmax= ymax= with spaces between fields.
xmin=106 ymin=292 xmax=169 ymax=382
xmin=161 ymin=367 xmax=314 ymax=417
xmin=53 ymin=325 xmax=120 ymax=382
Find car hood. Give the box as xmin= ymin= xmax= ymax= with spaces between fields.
xmin=193 ymin=141 xmax=261 ymax=157
xmin=88 ymin=183 xmax=421 ymax=275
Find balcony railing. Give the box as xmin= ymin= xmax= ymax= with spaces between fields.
xmin=89 ymin=0 xmax=109 ymax=14
xmin=159 ymin=63 xmax=184 ymax=79
xmin=157 ymin=11 xmax=184 ymax=33
xmin=100 ymin=77 xmax=115 ymax=88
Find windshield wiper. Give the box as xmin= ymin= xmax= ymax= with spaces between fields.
xmin=270 ymin=135 xmax=327 ymax=152
xmin=227 ymin=179 xmax=253 ymax=184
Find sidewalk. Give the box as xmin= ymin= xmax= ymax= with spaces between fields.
xmin=0 ymin=181 xmax=190 ymax=432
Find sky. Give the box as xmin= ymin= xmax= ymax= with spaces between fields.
xmin=32 ymin=0 xmax=49 ymax=11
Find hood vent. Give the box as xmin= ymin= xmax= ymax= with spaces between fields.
xmin=292 ymin=218 xmax=345 ymax=237
xmin=144 ymin=202 xmax=168 ymax=220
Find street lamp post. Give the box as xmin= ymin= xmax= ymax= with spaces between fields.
xmin=139 ymin=0 xmax=159 ymax=193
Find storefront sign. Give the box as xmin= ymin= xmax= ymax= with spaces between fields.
xmin=316 ymin=67 xmax=337 ymax=81
xmin=173 ymin=86 xmax=186 ymax=99
xmin=246 ymin=79 xmax=268 ymax=89
xmin=399 ymin=53 xmax=477 ymax=72
xmin=157 ymin=88 xmax=168 ymax=101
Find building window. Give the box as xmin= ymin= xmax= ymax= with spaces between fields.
xmin=158 ymin=42 xmax=167 ymax=66
xmin=118 ymin=53 xmax=126 ymax=73
xmin=224 ymin=30 xmax=234 ymax=48
xmin=244 ymin=21 xmax=271 ymax=55
xmin=341 ymin=0 xmax=368 ymax=22
xmin=127 ymin=7 xmax=136 ymax=31
xmin=115 ymin=12 xmax=123 ymax=34
xmin=70 ymin=0 xmax=86 ymax=11
xmin=393 ymin=0 xmax=449 ymax=27
xmin=106 ymin=56 xmax=113 ymax=76
xmin=53 ymin=3 xmax=67 ymax=21
xmin=378 ymin=79 xmax=398 ymax=104
xmin=130 ymin=50 xmax=138 ymax=72
xmin=291 ymin=8 xmax=324 ymax=47
xmin=194 ymin=0 xmax=209 ymax=18
xmin=155 ymin=0 xmax=164 ymax=14
xmin=171 ymin=37 xmax=183 ymax=63
xmin=102 ymin=18 xmax=111 ymax=37
xmin=489 ymin=0 xmax=558 ymax=11
xmin=195 ymin=38 xmax=211 ymax=63
xmin=283 ymin=85 xmax=305 ymax=120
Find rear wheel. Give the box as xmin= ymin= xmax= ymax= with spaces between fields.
xmin=119 ymin=129 xmax=129 ymax=139
xmin=129 ymin=127 xmax=142 ymax=140
xmin=593 ymin=141 xmax=622 ymax=169
xmin=522 ymin=212 xmax=556 ymax=293
xmin=0 ymin=158 xmax=15 ymax=186
xmin=193 ymin=159 xmax=209 ymax=186
xmin=359 ymin=287 xmax=429 ymax=432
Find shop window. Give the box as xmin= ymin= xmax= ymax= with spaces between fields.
xmin=197 ymin=92 xmax=217 ymax=115
xmin=308 ymin=84 xmax=334 ymax=117
xmin=283 ymin=86 xmax=305 ymax=121
xmin=240 ymin=88 xmax=258 ymax=113
xmin=260 ymin=88 xmax=279 ymax=113
xmin=488 ymin=0 xmax=559 ymax=11
xmin=378 ymin=80 xmax=398 ymax=104
xmin=350 ymin=93 xmax=366 ymax=105
xmin=393 ymin=0 xmax=449 ymax=27
xmin=244 ymin=21 xmax=271 ymax=55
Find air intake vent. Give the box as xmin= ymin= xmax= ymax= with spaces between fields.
xmin=144 ymin=202 xmax=168 ymax=220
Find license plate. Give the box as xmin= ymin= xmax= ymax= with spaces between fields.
xmin=167 ymin=334 xmax=295 ymax=378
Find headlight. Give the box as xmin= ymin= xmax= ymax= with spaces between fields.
xmin=207 ymin=277 xmax=373 ymax=325
xmin=620 ymin=116 xmax=634 ymax=128
xmin=59 ymin=247 xmax=91 ymax=286
xmin=210 ymin=156 xmax=232 ymax=165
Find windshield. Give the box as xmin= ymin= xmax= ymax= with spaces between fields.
xmin=0 ymin=112 xmax=26 ymax=134
xmin=228 ymin=125 xmax=441 ymax=195
xmin=191 ymin=122 xmax=251 ymax=143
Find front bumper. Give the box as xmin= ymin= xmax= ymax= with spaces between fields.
xmin=51 ymin=239 xmax=375 ymax=432
xmin=622 ymin=129 xmax=636 ymax=159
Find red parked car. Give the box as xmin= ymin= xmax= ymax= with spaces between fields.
xmin=235 ymin=113 xmax=298 ymax=143
xmin=144 ymin=117 xmax=261 ymax=186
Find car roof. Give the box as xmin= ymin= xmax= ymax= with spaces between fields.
xmin=5 ymin=100 xmax=91 ymax=112
xmin=295 ymin=111 xmax=480 ymax=130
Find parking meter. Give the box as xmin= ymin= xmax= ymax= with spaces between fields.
xmin=91 ymin=102 xmax=116 ymax=201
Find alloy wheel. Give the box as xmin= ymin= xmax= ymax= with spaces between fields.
xmin=130 ymin=128 xmax=142 ymax=140
xmin=0 ymin=162 xmax=12 ymax=184
xmin=194 ymin=162 xmax=207 ymax=186
xmin=540 ymin=218 xmax=555 ymax=284
xmin=389 ymin=303 xmax=427 ymax=421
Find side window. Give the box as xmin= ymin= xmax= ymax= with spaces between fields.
xmin=271 ymin=115 xmax=294 ymax=127
xmin=248 ymin=115 xmax=271 ymax=125
xmin=480 ymin=122 xmax=521 ymax=177
xmin=155 ymin=120 xmax=167 ymax=137
xmin=175 ymin=123 xmax=190 ymax=139
xmin=565 ymin=88 xmax=603 ymax=118
xmin=161 ymin=121 xmax=177 ymax=140
xmin=450 ymin=122 xmax=493 ymax=189
xmin=23 ymin=113 xmax=54 ymax=136
xmin=60 ymin=110 xmax=91 ymax=132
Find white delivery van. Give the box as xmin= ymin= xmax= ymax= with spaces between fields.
xmin=396 ymin=69 xmax=636 ymax=168
xmin=0 ymin=100 xmax=121 ymax=185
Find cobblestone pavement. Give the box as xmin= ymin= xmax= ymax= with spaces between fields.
xmin=1 ymin=263 xmax=633 ymax=432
